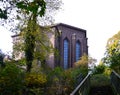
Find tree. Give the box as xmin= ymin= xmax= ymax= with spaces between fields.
xmin=16 ymin=0 xmax=47 ymax=72
xmin=88 ymin=56 xmax=97 ymax=73
xmin=0 ymin=49 xmax=5 ymax=67
xmin=0 ymin=0 xmax=47 ymax=72
xmin=0 ymin=0 xmax=62 ymax=31
xmin=103 ymin=31 xmax=120 ymax=73
xmin=0 ymin=8 xmax=7 ymax=19
xmin=0 ymin=63 xmax=24 ymax=95
xmin=74 ymin=54 xmax=96 ymax=73
xmin=17 ymin=0 xmax=62 ymax=72
xmin=0 ymin=0 xmax=62 ymax=72
xmin=75 ymin=54 xmax=88 ymax=68
xmin=93 ymin=64 xmax=106 ymax=74
xmin=0 ymin=0 xmax=19 ymax=31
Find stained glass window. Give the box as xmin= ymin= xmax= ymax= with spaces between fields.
xmin=63 ymin=39 xmax=69 ymax=69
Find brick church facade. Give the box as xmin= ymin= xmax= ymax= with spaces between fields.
xmin=12 ymin=23 xmax=88 ymax=69
xmin=47 ymin=23 xmax=88 ymax=69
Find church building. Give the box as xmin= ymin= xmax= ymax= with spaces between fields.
xmin=12 ymin=23 xmax=88 ymax=69
xmin=47 ymin=23 xmax=88 ymax=69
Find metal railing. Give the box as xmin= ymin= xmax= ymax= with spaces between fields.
xmin=110 ymin=70 xmax=120 ymax=95
xmin=70 ymin=72 xmax=91 ymax=95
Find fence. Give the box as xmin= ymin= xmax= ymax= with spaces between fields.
xmin=110 ymin=70 xmax=120 ymax=95
xmin=70 ymin=72 xmax=91 ymax=95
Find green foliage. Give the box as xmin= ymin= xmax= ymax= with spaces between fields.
xmin=23 ymin=22 xmax=54 ymax=72
xmin=0 ymin=0 xmax=47 ymax=72
xmin=0 ymin=8 xmax=7 ymax=19
xmin=44 ymin=66 xmax=88 ymax=95
xmin=46 ymin=67 xmax=65 ymax=94
xmin=93 ymin=64 xmax=106 ymax=74
xmin=16 ymin=0 xmax=46 ymax=16
xmin=25 ymin=72 xmax=47 ymax=88
xmin=74 ymin=54 xmax=88 ymax=75
xmin=33 ymin=26 xmax=54 ymax=62
xmin=17 ymin=58 xmax=26 ymax=66
xmin=0 ymin=0 xmax=46 ymax=19
xmin=27 ymin=88 xmax=45 ymax=95
xmin=0 ymin=63 xmax=24 ymax=95
xmin=0 ymin=49 xmax=5 ymax=67
xmin=90 ymin=74 xmax=110 ymax=87
xmin=24 ymin=19 xmax=36 ymax=72
xmin=75 ymin=54 xmax=88 ymax=73
xmin=92 ymin=60 xmax=112 ymax=76
xmin=18 ymin=0 xmax=47 ymax=72
xmin=103 ymin=31 xmax=120 ymax=73
xmin=103 ymin=67 xmax=112 ymax=76
xmin=46 ymin=67 xmax=64 ymax=86
xmin=15 ymin=0 xmax=62 ymax=72
xmin=75 ymin=54 xmax=88 ymax=68
xmin=0 ymin=59 xmax=88 ymax=95
xmin=0 ymin=0 xmax=62 ymax=72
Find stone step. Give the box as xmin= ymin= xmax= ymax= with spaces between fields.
xmin=89 ymin=86 xmax=114 ymax=95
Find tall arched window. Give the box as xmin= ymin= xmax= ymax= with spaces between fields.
xmin=76 ymin=41 xmax=81 ymax=61
xmin=63 ymin=38 xmax=69 ymax=69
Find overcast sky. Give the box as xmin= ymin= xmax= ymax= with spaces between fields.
xmin=0 ymin=0 xmax=120 ymax=64
xmin=0 ymin=26 xmax=12 ymax=54
xmin=55 ymin=0 xmax=120 ymax=64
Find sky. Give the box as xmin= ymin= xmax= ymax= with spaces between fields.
xmin=55 ymin=0 xmax=120 ymax=64
xmin=0 ymin=0 xmax=120 ymax=64
xmin=0 ymin=26 xmax=12 ymax=54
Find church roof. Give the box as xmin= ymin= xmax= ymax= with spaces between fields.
xmin=51 ymin=23 xmax=86 ymax=32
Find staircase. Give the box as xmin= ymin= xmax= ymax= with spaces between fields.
xmin=89 ymin=86 xmax=114 ymax=95
xmin=70 ymin=71 xmax=120 ymax=95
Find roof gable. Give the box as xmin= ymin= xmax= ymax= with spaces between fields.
xmin=52 ymin=23 xmax=86 ymax=33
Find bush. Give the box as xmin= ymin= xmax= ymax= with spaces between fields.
xmin=103 ymin=67 xmax=112 ymax=76
xmin=45 ymin=67 xmax=64 ymax=95
xmin=0 ymin=60 xmax=88 ymax=95
xmin=45 ymin=66 xmax=88 ymax=95
xmin=0 ymin=50 xmax=5 ymax=67
xmin=90 ymin=74 xmax=110 ymax=87
xmin=93 ymin=64 xmax=106 ymax=74
xmin=16 ymin=58 xmax=26 ymax=66
xmin=75 ymin=54 xmax=88 ymax=69
xmin=0 ymin=63 xmax=24 ymax=95
xmin=25 ymin=72 xmax=47 ymax=88
xmin=23 ymin=72 xmax=47 ymax=95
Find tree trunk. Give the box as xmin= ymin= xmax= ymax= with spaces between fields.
xmin=25 ymin=14 xmax=36 ymax=72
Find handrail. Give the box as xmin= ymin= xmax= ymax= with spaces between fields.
xmin=110 ymin=70 xmax=120 ymax=95
xmin=70 ymin=72 xmax=91 ymax=95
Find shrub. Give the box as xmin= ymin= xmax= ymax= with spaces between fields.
xmin=25 ymin=72 xmax=47 ymax=88
xmin=16 ymin=58 xmax=26 ymax=66
xmin=0 ymin=50 xmax=5 ymax=67
xmin=0 ymin=63 xmax=24 ymax=95
xmin=90 ymin=74 xmax=110 ymax=87
xmin=46 ymin=67 xmax=64 ymax=95
xmin=75 ymin=54 xmax=88 ymax=69
xmin=74 ymin=54 xmax=88 ymax=76
xmin=103 ymin=67 xmax=112 ymax=76
xmin=46 ymin=66 xmax=88 ymax=95
xmin=93 ymin=64 xmax=106 ymax=74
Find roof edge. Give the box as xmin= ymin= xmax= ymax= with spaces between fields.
xmin=52 ymin=23 xmax=86 ymax=32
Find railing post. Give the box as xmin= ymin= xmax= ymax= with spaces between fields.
xmin=110 ymin=70 xmax=120 ymax=95
xmin=70 ymin=72 xmax=91 ymax=95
